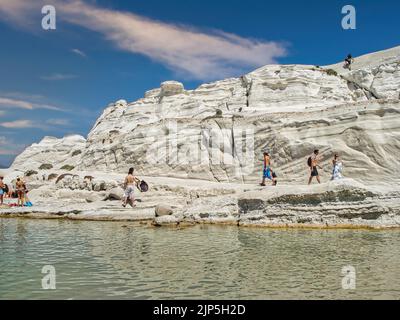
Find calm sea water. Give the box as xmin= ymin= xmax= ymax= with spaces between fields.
xmin=0 ymin=218 xmax=399 ymax=300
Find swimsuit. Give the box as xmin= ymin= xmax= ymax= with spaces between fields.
xmin=311 ymin=166 xmax=319 ymax=177
xmin=263 ymin=166 xmax=272 ymax=180
xmin=124 ymin=185 xmax=135 ymax=200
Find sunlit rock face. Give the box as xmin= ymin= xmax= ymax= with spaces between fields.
xmin=327 ymin=45 xmax=400 ymax=100
xmin=11 ymin=135 xmax=86 ymax=172
xmin=13 ymin=46 xmax=400 ymax=185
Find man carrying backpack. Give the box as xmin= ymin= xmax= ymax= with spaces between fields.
xmin=308 ymin=150 xmax=322 ymax=185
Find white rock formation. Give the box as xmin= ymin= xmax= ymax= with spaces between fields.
xmin=3 ymin=46 xmax=400 ymax=228
xmin=48 ymin=46 xmax=398 ymax=186
xmin=328 ymin=46 xmax=400 ymax=100
xmin=11 ymin=135 xmax=86 ymax=172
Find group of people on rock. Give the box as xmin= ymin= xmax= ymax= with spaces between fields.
xmin=1 ymin=151 xmax=345 ymax=210
xmin=0 ymin=176 xmax=32 ymax=207
xmin=260 ymin=149 xmax=344 ymax=187
xmin=2 ymin=148 xmax=345 ymax=210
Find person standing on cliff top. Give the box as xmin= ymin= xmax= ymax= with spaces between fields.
xmin=260 ymin=152 xmax=277 ymax=186
xmin=308 ymin=150 xmax=322 ymax=185
xmin=344 ymin=54 xmax=354 ymax=70
xmin=122 ymin=167 xmax=140 ymax=208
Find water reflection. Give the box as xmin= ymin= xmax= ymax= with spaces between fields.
xmin=0 ymin=218 xmax=400 ymax=299
xmin=16 ymin=220 xmax=27 ymax=247
xmin=0 ymin=219 xmax=5 ymax=242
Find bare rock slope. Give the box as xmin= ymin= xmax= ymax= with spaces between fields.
xmin=4 ymin=46 xmax=400 ymax=228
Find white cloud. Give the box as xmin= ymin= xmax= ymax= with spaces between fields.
xmin=0 ymin=117 xmax=72 ymax=130
xmin=0 ymin=1 xmax=37 ymax=28
xmin=40 ymin=73 xmax=78 ymax=81
xmin=0 ymin=120 xmax=39 ymax=129
xmin=71 ymin=48 xmax=87 ymax=58
xmin=0 ymin=96 xmax=63 ymax=111
xmin=0 ymin=0 xmax=287 ymax=80
xmin=46 ymin=118 xmax=70 ymax=126
xmin=0 ymin=149 xmax=20 ymax=156
xmin=0 ymin=97 xmax=33 ymax=110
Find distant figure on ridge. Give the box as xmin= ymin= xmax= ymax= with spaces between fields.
xmin=122 ymin=167 xmax=140 ymax=208
xmin=260 ymin=151 xmax=277 ymax=187
xmin=308 ymin=150 xmax=322 ymax=185
xmin=331 ymin=154 xmax=344 ymax=181
xmin=344 ymin=54 xmax=354 ymax=70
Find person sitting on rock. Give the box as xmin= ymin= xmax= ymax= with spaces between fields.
xmin=260 ymin=152 xmax=277 ymax=186
xmin=308 ymin=150 xmax=322 ymax=185
xmin=122 ymin=167 xmax=140 ymax=208
xmin=331 ymin=154 xmax=344 ymax=181
xmin=344 ymin=54 xmax=354 ymax=70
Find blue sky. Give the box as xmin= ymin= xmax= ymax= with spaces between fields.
xmin=0 ymin=0 xmax=399 ymax=166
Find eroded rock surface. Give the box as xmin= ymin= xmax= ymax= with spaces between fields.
xmin=2 ymin=46 xmax=400 ymax=228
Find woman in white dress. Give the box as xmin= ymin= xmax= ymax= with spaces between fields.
xmin=331 ymin=154 xmax=343 ymax=180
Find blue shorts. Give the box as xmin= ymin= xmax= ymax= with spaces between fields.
xmin=263 ymin=167 xmax=272 ymax=180
xmin=0 ymin=189 xmax=3 ymax=196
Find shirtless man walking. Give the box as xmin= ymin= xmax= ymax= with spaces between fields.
xmin=260 ymin=152 xmax=277 ymax=186
xmin=308 ymin=150 xmax=322 ymax=185
xmin=123 ymin=167 xmax=140 ymax=208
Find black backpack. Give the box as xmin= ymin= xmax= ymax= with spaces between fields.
xmin=307 ymin=157 xmax=312 ymax=167
xmin=139 ymin=181 xmax=149 ymax=192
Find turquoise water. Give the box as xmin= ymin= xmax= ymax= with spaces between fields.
xmin=0 ymin=218 xmax=400 ymax=300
